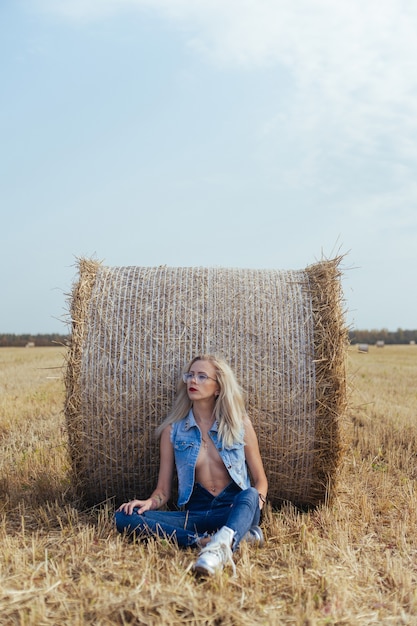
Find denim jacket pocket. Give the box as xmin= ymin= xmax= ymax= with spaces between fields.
xmin=174 ymin=440 xmax=196 ymax=469
xmin=221 ymin=441 xmax=245 ymax=466
xmin=218 ymin=441 xmax=250 ymax=489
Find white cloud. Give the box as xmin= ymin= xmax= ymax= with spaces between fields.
xmin=50 ymin=2 xmax=415 ymax=143
xmin=37 ymin=0 xmax=417 ymax=202
xmin=38 ymin=1 xmax=417 ymax=102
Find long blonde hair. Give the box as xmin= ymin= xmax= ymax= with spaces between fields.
xmin=156 ymin=354 xmax=248 ymax=447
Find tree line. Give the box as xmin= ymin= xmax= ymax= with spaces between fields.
xmin=0 ymin=334 xmax=70 ymax=347
xmin=349 ymin=328 xmax=417 ymax=345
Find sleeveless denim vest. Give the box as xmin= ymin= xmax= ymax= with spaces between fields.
xmin=170 ymin=409 xmax=251 ymax=506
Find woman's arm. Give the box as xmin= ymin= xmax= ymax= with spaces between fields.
xmin=243 ymin=418 xmax=268 ymax=510
xmin=116 ymin=425 xmax=175 ymax=515
xmin=151 ymin=424 xmax=175 ymax=506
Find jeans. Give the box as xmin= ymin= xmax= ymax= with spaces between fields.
xmin=114 ymin=482 xmax=260 ymax=550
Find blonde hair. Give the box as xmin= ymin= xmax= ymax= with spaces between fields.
xmin=156 ymin=354 xmax=247 ymax=447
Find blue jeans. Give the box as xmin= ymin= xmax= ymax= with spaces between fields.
xmin=114 ymin=482 xmax=260 ymax=550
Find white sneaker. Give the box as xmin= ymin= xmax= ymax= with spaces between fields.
xmin=242 ymin=525 xmax=264 ymax=547
xmin=193 ymin=526 xmax=236 ymax=576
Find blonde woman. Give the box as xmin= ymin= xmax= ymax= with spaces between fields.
xmin=115 ymin=354 xmax=268 ymax=576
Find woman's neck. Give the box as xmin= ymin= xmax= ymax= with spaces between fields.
xmin=192 ymin=401 xmax=215 ymax=425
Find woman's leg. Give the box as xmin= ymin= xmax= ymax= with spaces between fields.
xmin=115 ymin=508 xmax=208 ymax=547
xmin=188 ymin=483 xmax=261 ymax=549
xmin=115 ymin=485 xmax=260 ymax=552
xmin=196 ymin=484 xmax=260 ymax=551
xmin=114 ymin=485 xmax=229 ymax=548
xmin=225 ymin=486 xmax=260 ymax=549
xmin=192 ymin=487 xmax=261 ymax=575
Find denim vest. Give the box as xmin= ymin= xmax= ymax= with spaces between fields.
xmin=170 ymin=409 xmax=251 ymax=506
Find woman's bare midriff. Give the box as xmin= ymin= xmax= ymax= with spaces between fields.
xmin=195 ymin=438 xmax=231 ymax=496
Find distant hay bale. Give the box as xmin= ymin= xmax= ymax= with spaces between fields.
xmin=65 ymin=258 xmax=348 ymax=509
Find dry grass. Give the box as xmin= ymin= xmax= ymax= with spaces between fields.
xmin=1 ymin=345 xmax=417 ymax=624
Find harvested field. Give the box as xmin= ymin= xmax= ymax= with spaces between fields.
xmin=1 ymin=345 xmax=417 ymax=624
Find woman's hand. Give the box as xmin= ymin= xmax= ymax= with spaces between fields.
xmin=116 ymin=499 xmax=154 ymax=515
xmin=258 ymin=492 xmax=267 ymax=510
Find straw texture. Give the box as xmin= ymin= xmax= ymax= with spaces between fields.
xmin=65 ymin=258 xmax=348 ymax=508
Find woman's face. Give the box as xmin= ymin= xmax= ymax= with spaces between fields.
xmin=185 ymin=359 xmax=220 ymax=402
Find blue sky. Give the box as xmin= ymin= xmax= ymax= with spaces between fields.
xmin=1 ymin=0 xmax=416 ymax=333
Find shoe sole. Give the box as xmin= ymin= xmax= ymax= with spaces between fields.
xmin=192 ymin=564 xmax=216 ymax=576
xmin=243 ymin=526 xmax=264 ymax=547
xmin=251 ymin=529 xmax=264 ymax=547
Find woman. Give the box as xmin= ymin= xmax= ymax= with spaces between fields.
xmin=115 ymin=354 xmax=268 ymax=576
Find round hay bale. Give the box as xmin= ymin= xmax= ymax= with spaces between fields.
xmin=65 ymin=258 xmax=348 ymax=509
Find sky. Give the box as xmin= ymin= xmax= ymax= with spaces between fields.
xmin=1 ymin=0 xmax=416 ymax=334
